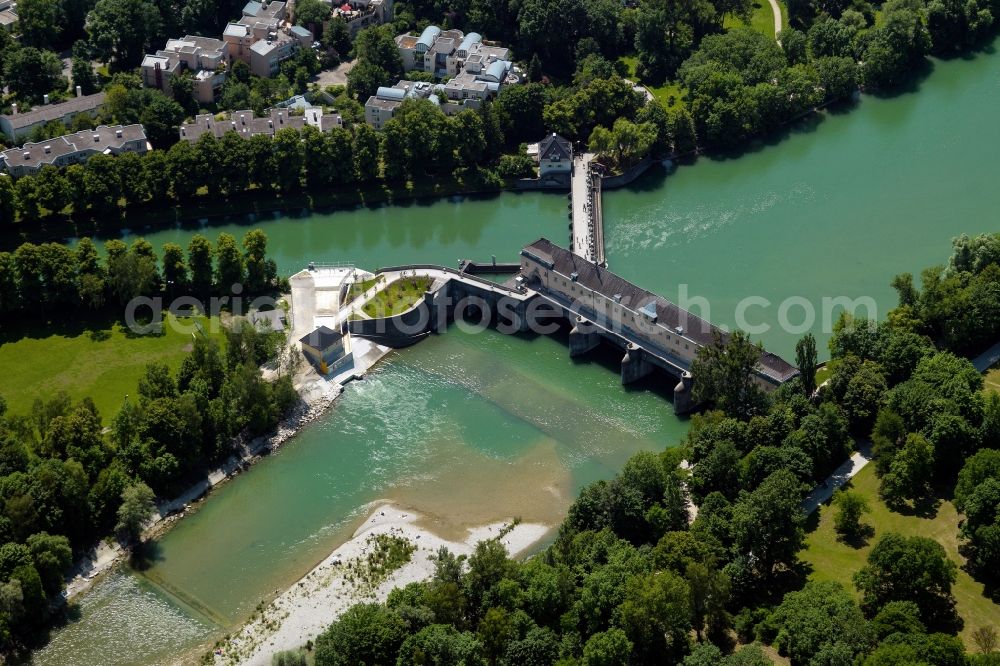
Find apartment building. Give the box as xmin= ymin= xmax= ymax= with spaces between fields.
xmin=1 ymin=125 xmax=149 ymax=177
xmin=0 ymin=92 xmax=107 ymax=142
xmin=178 ymin=107 xmax=342 ymax=142
xmin=141 ymin=36 xmax=229 ymax=104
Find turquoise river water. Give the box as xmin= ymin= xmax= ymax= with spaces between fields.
xmin=36 ymin=41 xmax=1000 ymax=664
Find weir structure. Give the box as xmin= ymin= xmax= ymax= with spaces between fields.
xmin=346 ymin=239 xmax=798 ymax=414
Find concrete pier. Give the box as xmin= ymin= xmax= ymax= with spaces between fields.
xmin=621 ymin=343 xmax=654 ymax=384
xmin=673 ymin=371 xmax=695 ymax=415
xmin=569 ymin=316 xmax=601 ymax=356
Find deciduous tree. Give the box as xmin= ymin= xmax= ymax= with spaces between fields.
xmin=691 ymin=330 xmax=767 ymax=420
xmin=115 ymin=482 xmax=155 ymax=543
xmin=853 ymin=533 xmax=958 ymax=629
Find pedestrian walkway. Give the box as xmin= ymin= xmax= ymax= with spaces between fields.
xmin=571 ymin=152 xmax=604 ymax=263
xmin=802 ymin=441 xmax=873 ymax=515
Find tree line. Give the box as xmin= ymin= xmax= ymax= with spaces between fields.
xmin=0 ymin=229 xmax=278 ymax=319
xmin=0 ymin=230 xmax=298 ymax=656
xmin=298 ymin=234 xmax=1000 ymax=665
xmin=0 ymin=68 xmax=712 ymax=226
xmin=0 ymin=0 xmax=998 ymax=205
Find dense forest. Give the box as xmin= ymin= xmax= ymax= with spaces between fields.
xmin=0 ymin=230 xmax=299 ymax=655
xmin=300 ymin=233 xmax=1000 ymax=665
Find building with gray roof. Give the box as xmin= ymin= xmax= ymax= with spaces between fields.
xmin=0 ymin=93 xmax=107 ymax=142
xmin=331 ymin=0 xmax=394 ymax=38
xmin=1 ymin=124 xmax=149 ymax=177
xmin=519 ymin=238 xmax=799 ymax=386
xmin=456 ymin=32 xmax=481 ymax=57
xmin=178 ymin=107 xmax=342 ymax=142
xmin=363 ymin=80 xmax=439 ymax=128
xmin=0 ymin=0 xmax=17 ymax=30
xmin=532 ymin=133 xmax=572 ymax=176
xmin=392 ymin=25 xmax=518 ymax=110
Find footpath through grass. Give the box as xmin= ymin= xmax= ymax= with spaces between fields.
xmin=0 ymin=313 xmax=221 ymax=424
xmin=723 ymin=0 xmax=788 ymax=38
xmin=361 ymin=277 xmax=434 ymax=318
xmin=801 ymin=464 xmax=1000 ymax=648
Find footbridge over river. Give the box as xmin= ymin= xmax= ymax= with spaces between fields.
xmin=346 ymin=239 xmax=798 ymax=414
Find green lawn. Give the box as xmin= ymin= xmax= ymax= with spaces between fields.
xmin=345 ymin=275 xmax=384 ymax=304
xmin=984 ymin=367 xmax=1000 ymax=393
xmin=617 ymin=56 xmax=688 ymax=110
xmin=723 ymin=0 xmax=788 ymax=38
xmin=0 ymin=313 xmax=221 ymax=424
xmin=361 ymin=277 xmax=434 ymax=318
xmin=801 ymin=464 xmax=1000 ymax=649
xmin=814 ymin=359 xmax=838 ymax=387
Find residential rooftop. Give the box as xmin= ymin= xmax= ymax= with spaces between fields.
xmin=1 ymin=124 xmax=147 ymax=170
xmin=1 ymin=93 xmax=106 ymax=131
xmin=178 ymin=107 xmax=341 ymax=142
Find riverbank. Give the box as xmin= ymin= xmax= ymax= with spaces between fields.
xmin=62 ymin=370 xmax=346 ymax=602
xmin=212 ymin=503 xmax=551 ymax=666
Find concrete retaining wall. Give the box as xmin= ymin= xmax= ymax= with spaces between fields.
xmin=599 ymin=157 xmax=658 ymax=189
xmin=346 ymin=294 xmax=438 ymax=348
xmin=515 ymin=173 xmax=571 ymax=191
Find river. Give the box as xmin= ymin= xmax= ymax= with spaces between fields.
xmin=36 ymin=42 xmax=1000 ymax=665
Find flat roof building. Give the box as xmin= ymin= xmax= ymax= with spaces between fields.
xmin=0 ymin=0 xmax=17 ymax=30
xmin=222 ymin=0 xmax=312 ymax=78
xmin=363 ymin=80 xmax=437 ymax=129
xmin=391 ymin=25 xmax=518 ymax=113
xmin=141 ymin=36 xmax=229 ymax=104
xmin=332 ymin=0 xmax=394 ymax=37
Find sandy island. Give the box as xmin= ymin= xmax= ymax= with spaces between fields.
xmin=211 ymin=503 xmax=551 ymax=666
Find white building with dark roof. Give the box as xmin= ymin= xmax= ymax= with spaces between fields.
xmin=519 ymin=238 xmax=800 ymax=388
xmin=0 ymin=93 xmax=107 ymax=142
xmin=299 ymin=324 xmax=353 ymax=374
xmin=1 ymin=125 xmax=150 ymax=177
xmin=531 ymin=133 xmax=572 ymax=176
